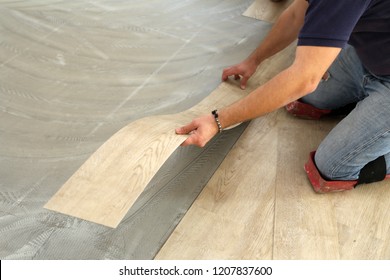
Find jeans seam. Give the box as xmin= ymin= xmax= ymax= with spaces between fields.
xmin=329 ymin=129 xmax=390 ymax=179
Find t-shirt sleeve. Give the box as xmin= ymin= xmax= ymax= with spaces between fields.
xmin=298 ymin=0 xmax=372 ymax=48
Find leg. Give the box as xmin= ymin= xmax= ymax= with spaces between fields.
xmin=315 ymin=75 xmax=390 ymax=181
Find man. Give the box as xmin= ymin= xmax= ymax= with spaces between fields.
xmin=176 ymin=0 xmax=390 ymax=192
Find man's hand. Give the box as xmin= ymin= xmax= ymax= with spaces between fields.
xmin=222 ymin=58 xmax=258 ymax=90
xmin=175 ymin=114 xmax=219 ymax=147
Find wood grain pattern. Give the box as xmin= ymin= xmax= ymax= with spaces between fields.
xmin=44 ymin=81 xmax=251 ymax=228
xmin=273 ymin=118 xmax=340 ymax=259
xmin=329 ymin=175 xmax=390 ymax=259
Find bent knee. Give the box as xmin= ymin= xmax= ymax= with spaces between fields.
xmin=314 ymin=149 xmax=359 ymax=181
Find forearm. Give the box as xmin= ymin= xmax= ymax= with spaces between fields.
xmin=218 ymin=65 xmax=309 ymax=128
xmin=247 ymin=0 xmax=307 ymax=66
xmin=218 ymin=46 xmax=341 ymax=129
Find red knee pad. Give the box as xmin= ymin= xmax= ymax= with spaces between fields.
xmin=304 ymin=151 xmax=390 ymax=193
xmin=286 ymin=100 xmax=331 ymax=120
xmin=304 ymin=151 xmax=356 ymax=193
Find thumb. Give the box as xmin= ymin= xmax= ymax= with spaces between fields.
xmin=176 ymin=121 xmax=197 ymax=135
xmin=240 ymin=76 xmax=249 ymax=90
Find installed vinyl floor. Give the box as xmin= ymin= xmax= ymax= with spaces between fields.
xmin=1 ymin=0 xmax=390 ymax=260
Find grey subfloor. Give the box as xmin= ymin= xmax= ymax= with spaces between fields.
xmin=0 ymin=0 xmax=270 ymax=259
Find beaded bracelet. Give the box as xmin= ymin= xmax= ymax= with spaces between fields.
xmin=211 ymin=110 xmax=223 ymax=133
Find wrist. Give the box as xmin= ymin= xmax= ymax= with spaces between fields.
xmin=247 ymin=52 xmax=264 ymax=67
xmin=211 ymin=110 xmax=223 ymax=133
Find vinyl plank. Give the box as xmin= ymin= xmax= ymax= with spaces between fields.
xmin=44 ymin=81 xmax=252 ymax=228
xmin=103 ymin=122 xmax=250 ymax=259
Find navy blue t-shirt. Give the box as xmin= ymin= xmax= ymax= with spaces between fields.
xmin=298 ymin=0 xmax=390 ymax=76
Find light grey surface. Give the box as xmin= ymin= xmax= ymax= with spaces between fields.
xmin=0 ymin=0 xmax=270 ymax=259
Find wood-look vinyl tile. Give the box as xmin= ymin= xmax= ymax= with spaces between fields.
xmin=44 ymin=81 xmax=251 ymax=228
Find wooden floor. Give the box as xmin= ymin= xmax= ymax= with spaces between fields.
xmin=156 ymin=0 xmax=390 ymax=260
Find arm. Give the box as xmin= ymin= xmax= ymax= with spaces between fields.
xmin=177 ymin=46 xmax=341 ymax=147
xmin=218 ymin=46 xmax=341 ymax=127
xmin=222 ymin=0 xmax=308 ymax=89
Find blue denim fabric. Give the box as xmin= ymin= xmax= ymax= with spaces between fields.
xmin=301 ymin=45 xmax=390 ymax=180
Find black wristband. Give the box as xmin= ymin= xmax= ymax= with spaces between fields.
xmin=212 ymin=110 xmax=223 ymax=133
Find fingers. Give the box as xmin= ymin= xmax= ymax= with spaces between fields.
xmin=222 ymin=66 xmax=235 ymax=81
xmin=176 ymin=128 xmax=204 ymax=147
xmin=175 ymin=121 xmax=202 ymax=147
xmin=222 ymin=65 xmax=249 ymax=90
xmin=176 ymin=115 xmax=218 ymax=148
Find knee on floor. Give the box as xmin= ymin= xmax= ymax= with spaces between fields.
xmin=313 ymin=149 xmax=359 ymax=181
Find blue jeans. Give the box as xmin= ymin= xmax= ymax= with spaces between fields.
xmin=301 ymin=45 xmax=390 ymax=180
